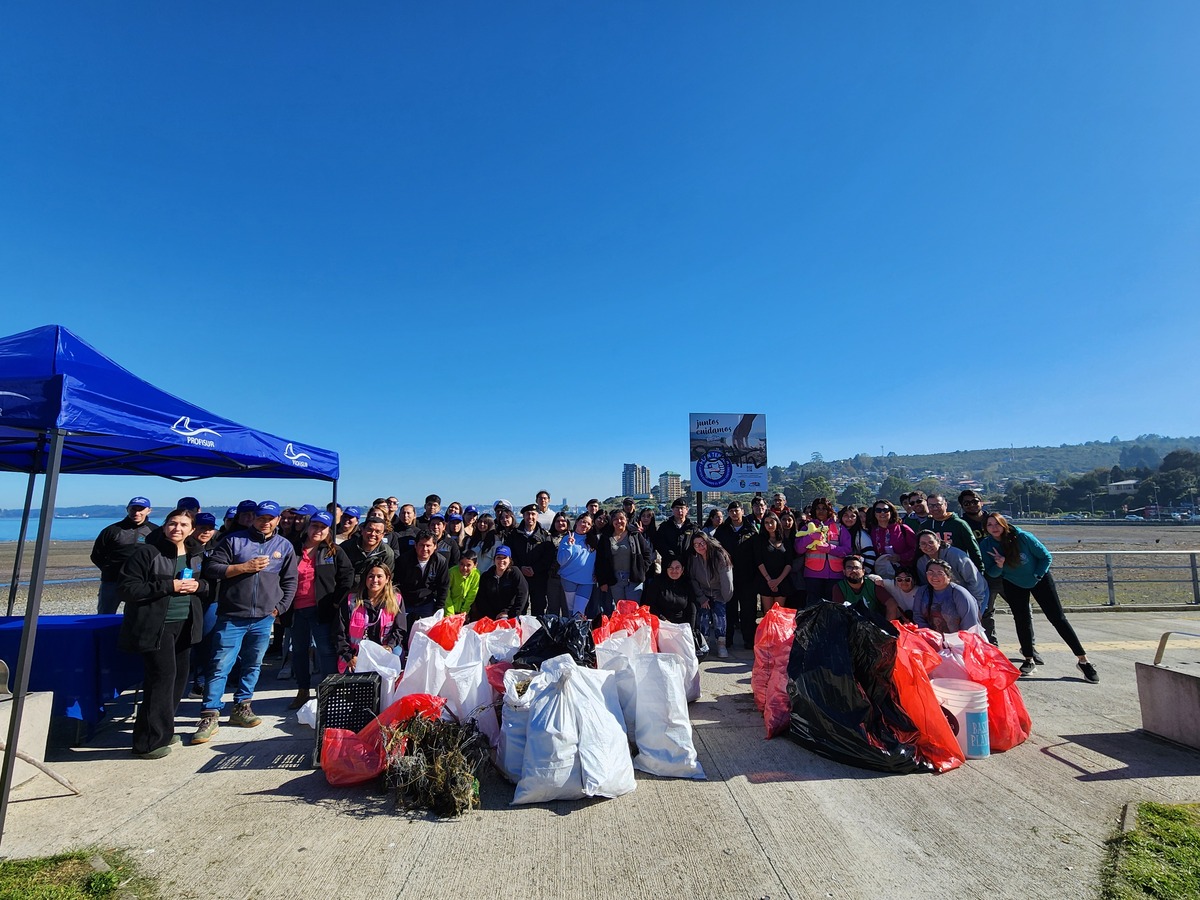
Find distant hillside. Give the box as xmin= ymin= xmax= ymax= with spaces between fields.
xmin=788 ymin=435 xmax=1200 ymax=485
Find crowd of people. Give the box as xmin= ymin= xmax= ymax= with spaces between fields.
xmin=94 ymin=486 xmax=1099 ymax=760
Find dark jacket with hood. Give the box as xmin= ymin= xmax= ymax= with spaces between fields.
xmin=594 ymin=528 xmax=649 ymax=587
xmin=92 ymin=516 xmax=156 ymax=583
xmin=118 ymin=530 xmax=210 ymax=653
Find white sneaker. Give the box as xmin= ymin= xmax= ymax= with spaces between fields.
xmin=716 ymin=637 xmax=729 ymax=659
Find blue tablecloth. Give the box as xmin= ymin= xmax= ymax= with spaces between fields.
xmin=0 ymin=615 xmax=144 ymax=723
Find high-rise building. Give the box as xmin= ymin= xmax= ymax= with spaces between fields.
xmin=658 ymin=471 xmax=683 ymax=504
xmin=622 ymin=463 xmax=651 ymax=499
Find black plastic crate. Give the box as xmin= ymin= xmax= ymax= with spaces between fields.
xmin=313 ymin=672 xmax=381 ymax=765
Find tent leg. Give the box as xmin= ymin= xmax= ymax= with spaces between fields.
xmin=0 ymin=428 xmax=64 ymax=846
xmin=5 ymin=466 xmax=38 ymax=617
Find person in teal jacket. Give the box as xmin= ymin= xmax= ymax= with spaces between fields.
xmin=981 ymin=513 xmax=1098 ymax=683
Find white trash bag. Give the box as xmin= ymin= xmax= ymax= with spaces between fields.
xmin=655 ymin=619 xmax=701 ymax=703
xmin=513 ymin=654 xmax=635 ymax=804
xmin=631 ymin=654 xmax=705 ymax=780
xmin=595 ymin=627 xmax=652 ymax=738
xmin=355 ymin=639 xmax=405 ymax=711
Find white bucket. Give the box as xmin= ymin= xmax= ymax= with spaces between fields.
xmin=930 ymin=677 xmax=990 ymax=759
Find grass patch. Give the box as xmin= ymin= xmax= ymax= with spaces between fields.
xmin=1103 ymin=802 xmax=1200 ymax=899
xmin=0 ymin=848 xmax=154 ymax=899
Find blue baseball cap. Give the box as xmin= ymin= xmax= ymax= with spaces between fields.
xmin=194 ymin=512 xmax=217 ymax=529
xmin=343 ymin=506 xmax=362 ymax=519
xmin=128 ymin=496 xmax=151 ymax=509
xmin=465 ymin=505 xmax=478 ymax=514
xmin=494 ymin=545 xmax=512 ymax=558
xmin=295 ymin=504 xmax=319 ymax=517
xmin=176 ymin=496 xmax=200 ymax=510
xmin=310 ymin=511 xmax=334 ymax=527
xmin=448 ymin=513 xmax=463 ymax=523
xmin=430 ymin=512 xmax=445 ymax=522
xmin=224 ymin=506 xmax=237 ymax=520
xmin=255 ymin=500 xmax=281 ymax=517
xmin=237 ymin=499 xmax=258 ymax=513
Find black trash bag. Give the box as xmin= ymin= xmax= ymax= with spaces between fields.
xmin=786 ymin=602 xmax=932 ymax=774
xmin=511 ymin=615 xmax=597 ymax=670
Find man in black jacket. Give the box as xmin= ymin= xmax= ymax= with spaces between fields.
xmin=654 ymin=497 xmax=696 ymax=570
xmin=91 ymin=496 xmax=156 ymax=614
xmin=508 ymin=504 xmax=553 ymax=616
xmin=395 ymin=531 xmax=450 ymax=637
xmin=715 ymin=501 xmax=760 ymax=649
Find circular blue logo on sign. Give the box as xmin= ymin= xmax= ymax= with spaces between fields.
xmin=697 ymin=450 xmax=732 ymax=488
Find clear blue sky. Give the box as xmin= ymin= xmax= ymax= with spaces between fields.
xmin=2 ymin=2 xmax=1198 ymax=511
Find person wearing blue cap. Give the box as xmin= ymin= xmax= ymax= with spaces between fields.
xmin=282 ymin=510 xmax=353 ymax=709
xmin=91 ymin=496 xmax=156 ymax=614
xmin=177 ymin=497 xmax=201 ymax=515
xmin=335 ymin=506 xmax=362 ymax=545
xmin=195 ymin=500 xmax=297 ymax=742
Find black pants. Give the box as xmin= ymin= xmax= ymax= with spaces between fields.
xmin=134 ymin=618 xmax=192 ymax=754
xmin=1002 ymin=572 xmax=1086 ymax=659
xmin=527 ymin=577 xmax=549 ymax=617
xmin=726 ymin=585 xmax=759 ymax=647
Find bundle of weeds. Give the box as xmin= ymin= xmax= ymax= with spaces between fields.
xmin=381 ymin=714 xmax=490 ymax=817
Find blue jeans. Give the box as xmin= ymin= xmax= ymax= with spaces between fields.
xmin=190 ymin=602 xmax=219 ymax=689
xmin=699 ymin=600 xmax=727 ymax=642
xmin=290 ymin=606 xmax=335 ymax=691
xmin=609 ymin=574 xmax=642 ymax=604
xmin=202 ymin=614 xmax=274 ymax=711
xmin=97 ymin=581 xmax=120 ymax=615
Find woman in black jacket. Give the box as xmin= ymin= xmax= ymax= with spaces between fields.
xmin=119 ymin=509 xmax=209 ymax=759
xmin=469 ymin=547 xmax=530 ymax=622
xmin=594 ymin=510 xmax=648 ymax=608
xmin=643 ymin=559 xmax=701 ymax=651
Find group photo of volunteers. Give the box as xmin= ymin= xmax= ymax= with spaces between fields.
xmin=96 ymin=485 xmax=1098 ymax=763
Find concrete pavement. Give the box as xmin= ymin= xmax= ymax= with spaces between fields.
xmin=3 ymin=609 xmax=1200 ymax=900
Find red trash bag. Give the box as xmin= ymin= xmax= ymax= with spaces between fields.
xmin=763 ymin=663 xmax=792 ymax=738
xmin=592 ymin=615 xmax=613 ymax=646
xmin=959 ymin=632 xmax=1031 ymax=751
xmin=470 ymin=616 xmax=518 ymax=634
xmin=891 ymin=627 xmax=963 ymax=773
xmin=486 ymin=660 xmax=514 ymax=694
xmin=608 ymin=601 xmax=659 ymax=651
xmin=427 ymin=613 xmax=466 ymax=651
xmin=322 ymin=728 xmax=386 ymax=786
xmin=752 ymin=604 xmax=796 ymax=712
xmin=358 ymin=693 xmax=447 ymax=751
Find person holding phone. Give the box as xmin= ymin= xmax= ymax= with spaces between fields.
xmin=119 ymin=508 xmax=209 ymax=759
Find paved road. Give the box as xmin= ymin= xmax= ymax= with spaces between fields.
xmin=4 ymin=609 xmax=1200 ymax=900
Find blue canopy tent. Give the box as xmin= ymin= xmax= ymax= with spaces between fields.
xmin=0 ymin=324 xmax=340 ymax=843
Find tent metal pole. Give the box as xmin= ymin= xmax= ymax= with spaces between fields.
xmin=0 ymin=428 xmax=65 ymax=846
xmin=5 ymin=460 xmax=40 ymax=617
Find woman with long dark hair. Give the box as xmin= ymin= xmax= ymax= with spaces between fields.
xmin=464 ymin=513 xmax=500 ymax=573
xmin=688 ymin=532 xmax=734 ymax=658
xmin=866 ymin=499 xmax=917 ymax=576
xmin=795 ymin=497 xmax=851 ymax=604
xmin=595 ymin=509 xmax=647 ymax=607
xmin=336 ymin=562 xmax=405 ymax=672
xmin=981 ymin=513 xmax=1098 ymax=682
xmin=839 ymin=505 xmax=877 ymax=573
xmin=545 ymin=511 xmax=572 ymax=616
xmin=119 ymin=509 xmax=209 ymax=758
xmin=753 ymin=511 xmax=793 ymax=611
xmin=286 ymin=511 xmax=354 ymax=709
xmin=557 ymin=513 xmax=597 ymax=616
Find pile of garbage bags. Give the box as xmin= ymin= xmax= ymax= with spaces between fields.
xmin=323 ymin=603 xmax=706 ymax=802
xmin=752 ymin=602 xmax=1031 ymax=774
